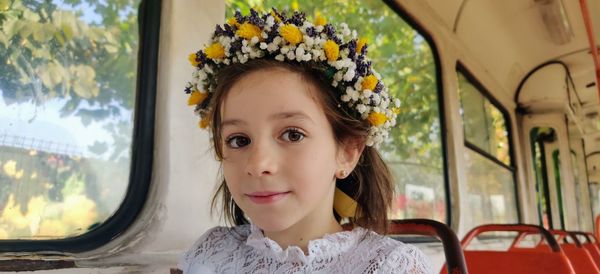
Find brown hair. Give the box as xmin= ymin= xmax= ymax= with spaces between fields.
xmin=208 ymin=59 xmax=394 ymax=233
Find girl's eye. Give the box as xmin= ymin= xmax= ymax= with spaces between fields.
xmin=226 ymin=135 xmax=251 ymax=148
xmin=281 ymin=128 xmax=305 ymax=143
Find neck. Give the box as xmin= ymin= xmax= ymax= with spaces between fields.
xmin=262 ymin=214 xmax=343 ymax=255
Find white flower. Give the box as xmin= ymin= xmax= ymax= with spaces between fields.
xmin=281 ymin=46 xmax=290 ymax=54
xmin=266 ymin=16 xmax=275 ymax=26
xmin=267 ymin=43 xmax=278 ymax=52
xmin=286 ymin=51 xmax=296 ymax=60
xmin=250 ymin=36 xmax=259 ymax=45
xmin=295 ymin=46 xmax=305 ymax=57
xmin=333 ymin=71 xmax=343 ymax=82
xmin=343 ymin=69 xmax=355 ymax=81
xmin=357 ymin=104 xmax=367 ymax=113
xmin=341 ymin=94 xmax=350 ymax=102
xmin=395 ymin=98 xmax=401 ymax=107
xmin=363 ymin=90 xmax=373 ymax=98
xmin=260 ymin=42 xmax=268 ymax=50
xmin=304 ymin=36 xmax=314 ymax=47
xmin=316 ymin=25 xmax=324 ymax=32
xmin=275 ymin=54 xmax=285 ymax=61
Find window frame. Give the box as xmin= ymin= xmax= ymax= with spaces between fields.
xmin=456 ymin=62 xmax=521 ymax=223
xmin=383 ymin=0 xmax=450 ymax=226
xmin=0 ymin=0 xmax=161 ymax=252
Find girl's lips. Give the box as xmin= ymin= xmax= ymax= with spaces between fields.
xmin=246 ymin=191 xmax=291 ymax=204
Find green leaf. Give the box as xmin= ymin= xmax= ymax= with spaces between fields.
xmin=0 ymin=0 xmax=10 ymax=11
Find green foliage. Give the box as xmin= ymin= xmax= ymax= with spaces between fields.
xmin=0 ymin=0 xmax=139 ymax=123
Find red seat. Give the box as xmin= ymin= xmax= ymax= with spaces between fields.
xmin=458 ymin=224 xmax=574 ymax=274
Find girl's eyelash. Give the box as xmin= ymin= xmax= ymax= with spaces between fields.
xmin=281 ymin=127 xmax=306 ymax=142
xmin=224 ymin=134 xmax=250 ymax=148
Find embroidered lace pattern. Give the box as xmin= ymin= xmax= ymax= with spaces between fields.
xmin=180 ymin=224 xmax=433 ymax=273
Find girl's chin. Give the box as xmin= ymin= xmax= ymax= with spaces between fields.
xmin=248 ymin=217 xmax=296 ymax=233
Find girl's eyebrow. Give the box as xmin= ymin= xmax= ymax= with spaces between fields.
xmin=221 ymin=111 xmax=315 ymax=127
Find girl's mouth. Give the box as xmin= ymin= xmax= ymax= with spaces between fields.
xmin=246 ymin=191 xmax=291 ymax=204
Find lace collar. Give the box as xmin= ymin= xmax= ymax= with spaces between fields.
xmin=245 ymin=223 xmax=368 ymax=263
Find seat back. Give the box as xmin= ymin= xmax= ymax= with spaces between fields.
xmin=385 ymin=219 xmax=467 ymax=274
xmin=462 ymin=250 xmax=573 ymax=274
xmin=549 ymin=229 xmax=600 ymax=273
xmin=459 ymin=224 xmax=574 ymax=274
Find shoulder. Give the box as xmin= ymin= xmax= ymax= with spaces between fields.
xmin=358 ymin=231 xmax=434 ymax=274
xmin=179 ymin=225 xmax=251 ymax=273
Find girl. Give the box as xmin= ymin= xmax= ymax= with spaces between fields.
xmin=179 ymin=8 xmax=433 ymax=273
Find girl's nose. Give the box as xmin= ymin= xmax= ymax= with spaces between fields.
xmin=245 ymin=141 xmax=278 ymax=177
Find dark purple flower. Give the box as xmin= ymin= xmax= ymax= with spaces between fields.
xmin=214 ymin=24 xmax=225 ymax=36
xmin=360 ymin=43 xmax=368 ymax=55
xmin=305 ymin=26 xmax=317 ymax=37
xmin=234 ymin=10 xmax=245 ymax=24
xmin=374 ymin=81 xmax=384 ymax=93
xmin=346 ymin=40 xmax=357 ymax=60
xmin=248 ymin=9 xmax=265 ymax=27
xmin=184 ymin=83 xmax=192 ymax=94
xmin=223 ymin=24 xmax=235 ymax=36
xmin=289 ymin=11 xmax=306 ymax=26
xmin=229 ymin=40 xmax=242 ymax=55
xmin=265 ymin=23 xmax=279 ymax=43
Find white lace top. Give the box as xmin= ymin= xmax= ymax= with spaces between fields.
xmin=179 ymin=224 xmax=433 ymax=273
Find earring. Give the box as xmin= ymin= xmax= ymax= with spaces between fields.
xmin=339 ymin=169 xmax=347 ymax=178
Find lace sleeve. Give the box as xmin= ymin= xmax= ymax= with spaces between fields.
xmin=378 ymin=244 xmax=434 ymax=274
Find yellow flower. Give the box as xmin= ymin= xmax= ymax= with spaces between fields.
xmin=270 ymin=11 xmax=282 ymax=22
xmin=368 ymin=112 xmax=387 ymax=126
xmin=188 ymin=90 xmax=208 ymax=106
xmin=199 ymin=117 xmax=210 ymax=129
xmin=291 ymin=0 xmax=299 ymax=11
xmin=361 ymin=75 xmax=378 ymax=91
xmin=356 ymin=38 xmax=368 ymax=53
xmin=392 ymin=107 xmax=401 ymax=115
xmin=280 ymin=24 xmax=303 ymax=45
xmin=205 ymin=43 xmax=225 ymax=59
xmin=323 ymin=40 xmax=339 ymax=61
xmin=188 ymin=53 xmax=200 ymax=67
xmin=314 ymin=12 xmax=327 ymax=26
xmin=227 ymin=17 xmax=240 ymax=27
xmin=237 ymin=23 xmax=262 ymax=40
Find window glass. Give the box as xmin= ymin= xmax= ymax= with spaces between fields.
xmin=463 ymin=148 xmax=518 ymax=229
xmin=0 ymin=0 xmax=140 ymax=239
xmin=226 ymin=0 xmax=447 ymax=222
xmin=457 ymin=69 xmax=517 ymax=228
xmin=457 ymin=72 xmax=510 ymax=165
xmin=568 ymin=121 xmax=592 ymax=231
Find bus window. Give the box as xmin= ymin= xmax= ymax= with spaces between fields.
xmin=225 ymin=0 xmax=447 ymax=222
xmin=568 ymin=120 xmax=593 ymax=231
xmin=457 ymin=67 xmax=518 ymax=230
xmin=0 ymin=0 xmax=157 ymax=250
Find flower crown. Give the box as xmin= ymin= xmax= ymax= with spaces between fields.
xmin=185 ymin=8 xmax=400 ymax=147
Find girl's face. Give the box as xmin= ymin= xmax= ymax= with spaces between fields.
xmin=220 ymin=68 xmax=343 ymax=233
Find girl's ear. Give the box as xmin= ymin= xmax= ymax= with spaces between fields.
xmin=336 ymin=137 xmax=366 ymax=178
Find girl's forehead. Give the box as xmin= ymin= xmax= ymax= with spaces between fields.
xmin=221 ymin=69 xmax=326 ymax=123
